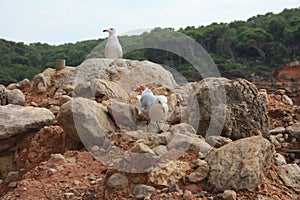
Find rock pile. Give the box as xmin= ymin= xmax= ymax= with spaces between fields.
xmin=0 ymin=58 xmax=299 ymax=199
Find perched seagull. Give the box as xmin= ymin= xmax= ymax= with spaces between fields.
xmin=103 ymin=28 xmax=123 ymax=59
xmin=137 ymin=88 xmax=168 ymax=133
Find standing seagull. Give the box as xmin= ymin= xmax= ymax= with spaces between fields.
xmin=137 ymin=88 xmax=168 ymax=133
xmin=103 ymin=28 xmax=123 ymax=59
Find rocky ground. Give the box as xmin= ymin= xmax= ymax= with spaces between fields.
xmin=0 ymin=59 xmax=299 ymax=199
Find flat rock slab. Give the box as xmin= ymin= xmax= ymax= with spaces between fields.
xmin=0 ymin=105 xmax=55 ymax=140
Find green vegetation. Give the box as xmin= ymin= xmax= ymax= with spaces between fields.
xmin=0 ymin=7 xmax=299 ymax=85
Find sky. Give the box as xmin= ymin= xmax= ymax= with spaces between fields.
xmin=0 ymin=0 xmax=299 ymax=45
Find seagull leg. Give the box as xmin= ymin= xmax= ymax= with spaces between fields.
xmin=156 ymin=121 xmax=163 ymax=134
xmin=146 ymin=120 xmax=150 ymax=132
xmin=109 ymin=58 xmax=119 ymax=67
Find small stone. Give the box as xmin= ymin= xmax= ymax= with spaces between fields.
xmin=151 ymin=132 xmax=171 ymax=145
xmin=89 ymin=174 xmax=97 ymax=181
xmin=274 ymin=94 xmax=282 ymax=101
xmin=64 ymin=192 xmax=75 ymax=199
xmin=73 ymin=180 xmax=80 ymax=185
xmin=270 ymin=135 xmax=281 ymax=149
xmin=59 ymin=95 xmax=72 ymax=106
xmin=0 ymin=180 xmax=3 ymax=185
xmin=274 ymin=153 xmax=287 ymax=166
xmin=5 ymin=171 xmax=19 ymax=183
xmin=183 ymin=190 xmax=193 ymax=200
xmin=282 ymin=94 xmax=293 ymax=105
xmin=30 ymin=101 xmax=39 ymax=107
xmin=167 ymin=133 xmax=211 ymax=154
xmin=133 ymin=184 xmax=156 ymax=199
xmin=258 ymin=89 xmax=267 ymax=93
xmin=206 ymin=136 xmax=232 ymax=148
xmin=51 ymin=154 xmax=65 ymax=161
xmin=222 ymin=190 xmax=236 ymax=200
xmin=184 ymin=184 xmax=201 ymax=194
xmin=131 ymin=176 xmax=141 ymax=184
xmin=8 ymin=182 xmax=18 ymax=188
xmin=91 ymin=145 xmax=100 ymax=153
xmin=187 ymin=160 xmax=209 ymax=182
xmin=108 ymin=173 xmax=128 ymax=189
xmin=274 ymin=89 xmax=285 ymax=95
xmin=48 ymin=168 xmax=57 ymax=175
xmin=130 ymin=142 xmax=154 ymax=154
xmin=65 ymin=157 xmax=76 ymax=164
xmin=97 ymin=178 xmax=103 ymax=183
xmin=168 ymin=184 xmax=180 ymax=193
xmin=269 ymin=127 xmax=286 ymax=135
xmin=286 ymin=122 xmax=300 ymax=142
xmin=277 ymin=164 xmax=300 ymax=192
xmin=152 ymin=145 xmax=168 ymax=157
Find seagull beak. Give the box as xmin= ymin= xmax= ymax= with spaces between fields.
xmin=103 ymin=29 xmax=108 ymax=32
xmin=162 ymin=107 xmax=165 ymax=114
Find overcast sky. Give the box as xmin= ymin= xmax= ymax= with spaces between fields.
xmin=0 ymin=0 xmax=299 ymax=45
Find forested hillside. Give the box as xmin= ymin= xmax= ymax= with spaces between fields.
xmin=0 ymin=7 xmax=299 ymax=85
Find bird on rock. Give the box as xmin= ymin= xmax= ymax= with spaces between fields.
xmin=103 ymin=28 xmax=123 ymax=59
xmin=137 ymin=88 xmax=168 ymax=133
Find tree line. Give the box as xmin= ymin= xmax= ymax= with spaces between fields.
xmin=0 ymin=7 xmax=299 ymax=85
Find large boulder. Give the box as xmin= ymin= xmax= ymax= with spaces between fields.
xmin=187 ymin=78 xmax=269 ymax=140
xmin=205 ymin=136 xmax=275 ymax=192
xmin=0 ymin=105 xmax=55 ymax=142
xmin=73 ymin=58 xmax=177 ymax=96
xmin=29 ymin=59 xmax=178 ymax=102
xmin=57 ymin=97 xmax=116 ymax=143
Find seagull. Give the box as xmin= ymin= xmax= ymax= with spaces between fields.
xmin=103 ymin=28 xmax=123 ymax=59
xmin=137 ymin=88 xmax=168 ymax=133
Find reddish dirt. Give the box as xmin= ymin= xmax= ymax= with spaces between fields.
xmin=1 ymin=76 xmax=300 ymax=199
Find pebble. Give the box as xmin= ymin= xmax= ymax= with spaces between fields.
xmin=222 ymin=190 xmax=237 ymax=200
xmin=183 ymin=190 xmax=193 ymax=200
xmin=89 ymin=174 xmax=97 ymax=181
xmin=187 ymin=160 xmax=209 ymax=182
xmin=5 ymin=171 xmax=19 ymax=183
xmin=269 ymin=127 xmax=285 ymax=135
xmin=168 ymin=184 xmax=181 ymax=193
xmin=51 ymin=154 xmax=65 ymax=161
xmin=8 ymin=182 xmax=18 ymax=188
xmin=48 ymin=168 xmax=57 ymax=175
xmin=132 ymin=184 xmax=156 ymax=199
xmin=274 ymin=153 xmax=287 ymax=166
xmin=274 ymin=89 xmax=285 ymax=95
xmin=108 ymin=173 xmax=128 ymax=189
xmin=73 ymin=180 xmax=80 ymax=185
xmin=64 ymin=192 xmax=75 ymax=199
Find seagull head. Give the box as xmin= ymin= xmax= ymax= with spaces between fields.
xmin=156 ymin=96 xmax=168 ymax=115
xmin=103 ymin=28 xmax=117 ymax=36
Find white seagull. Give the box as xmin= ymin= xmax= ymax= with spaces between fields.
xmin=103 ymin=28 xmax=123 ymax=59
xmin=137 ymin=88 xmax=168 ymax=133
